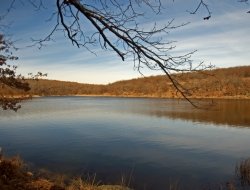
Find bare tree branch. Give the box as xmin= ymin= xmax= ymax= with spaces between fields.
xmin=188 ymin=0 xmax=211 ymax=20
xmin=11 ymin=0 xmax=250 ymax=108
xmin=27 ymin=0 xmax=214 ymax=106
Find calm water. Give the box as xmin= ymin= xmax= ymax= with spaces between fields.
xmin=0 ymin=97 xmax=250 ymax=189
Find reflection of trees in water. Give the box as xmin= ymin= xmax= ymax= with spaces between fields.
xmin=132 ymin=99 xmax=250 ymax=128
xmin=1 ymin=98 xmax=249 ymax=127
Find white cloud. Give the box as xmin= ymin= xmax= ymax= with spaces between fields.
xmin=6 ymin=1 xmax=250 ymax=84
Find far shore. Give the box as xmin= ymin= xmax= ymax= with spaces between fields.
xmin=28 ymin=94 xmax=250 ymax=100
xmin=1 ymin=66 xmax=249 ymax=101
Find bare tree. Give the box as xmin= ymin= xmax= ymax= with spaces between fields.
xmin=31 ymin=0 xmax=214 ymax=107
xmin=1 ymin=0 xmax=248 ymax=109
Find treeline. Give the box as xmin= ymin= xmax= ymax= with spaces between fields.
xmin=1 ymin=66 xmax=250 ymax=98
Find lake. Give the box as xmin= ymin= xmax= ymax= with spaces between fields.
xmin=0 ymin=97 xmax=250 ymax=189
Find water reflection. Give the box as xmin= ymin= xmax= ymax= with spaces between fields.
xmin=1 ymin=97 xmax=249 ymax=127
xmin=0 ymin=97 xmax=250 ymax=190
xmin=116 ymin=98 xmax=250 ymax=128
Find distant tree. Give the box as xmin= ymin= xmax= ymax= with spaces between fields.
xmin=0 ymin=0 xmax=249 ymax=109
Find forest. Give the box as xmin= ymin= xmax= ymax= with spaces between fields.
xmin=1 ymin=66 xmax=249 ymax=99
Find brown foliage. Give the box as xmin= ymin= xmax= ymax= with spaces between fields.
xmin=0 ymin=153 xmax=130 ymax=190
xmin=5 ymin=66 xmax=249 ymax=99
xmin=0 ymin=34 xmax=31 ymax=111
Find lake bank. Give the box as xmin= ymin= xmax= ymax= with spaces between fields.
xmin=0 ymin=153 xmax=131 ymax=190
xmin=1 ymin=66 xmax=250 ymax=100
xmin=29 ymin=94 xmax=250 ymax=100
xmin=1 ymin=149 xmax=249 ymax=190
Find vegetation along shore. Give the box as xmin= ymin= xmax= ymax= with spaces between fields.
xmin=0 ymin=151 xmax=250 ymax=190
xmin=1 ymin=66 xmax=250 ymax=100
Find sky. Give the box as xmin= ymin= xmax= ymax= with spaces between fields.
xmin=0 ymin=0 xmax=249 ymax=84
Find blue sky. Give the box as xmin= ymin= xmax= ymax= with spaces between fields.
xmin=0 ymin=0 xmax=249 ymax=84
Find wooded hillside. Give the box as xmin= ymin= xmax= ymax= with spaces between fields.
xmin=1 ymin=66 xmax=250 ymax=99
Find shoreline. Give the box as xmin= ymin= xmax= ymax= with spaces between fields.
xmin=29 ymin=94 xmax=250 ymax=100
xmin=0 ymin=152 xmax=132 ymax=190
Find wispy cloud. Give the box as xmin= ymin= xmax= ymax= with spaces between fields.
xmin=2 ymin=1 xmax=250 ymax=84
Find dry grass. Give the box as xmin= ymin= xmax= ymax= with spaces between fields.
xmin=67 ymin=176 xmax=99 ymax=190
xmin=235 ymin=158 xmax=250 ymax=186
xmin=0 ymin=155 xmax=66 ymax=190
xmin=0 ymin=154 xmax=131 ymax=190
xmin=1 ymin=152 xmax=250 ymax=190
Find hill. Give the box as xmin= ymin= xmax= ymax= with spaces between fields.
xmin=1 ymin=66 xmax=250 ymax=99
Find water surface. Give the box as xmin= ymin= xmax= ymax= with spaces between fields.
xmin=0 ymin=97 xmax=250 ymax=189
